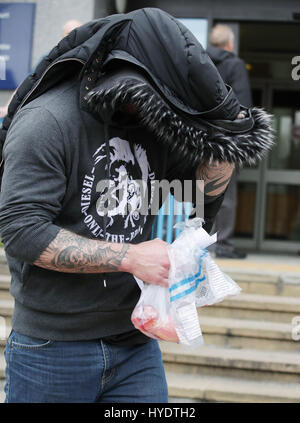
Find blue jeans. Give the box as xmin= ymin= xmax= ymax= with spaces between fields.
xmin=4 ymin=330 xmax=168 ymax=403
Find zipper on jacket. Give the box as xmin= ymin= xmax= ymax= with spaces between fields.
xmin=0 ymin=58 xmax=85 ymax=169
xmin=102 ymin=123 xmax=111 ymax=288
xmin=17 ymin=57 xmax=85 ymax=112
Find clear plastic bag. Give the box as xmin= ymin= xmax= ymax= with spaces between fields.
xmin=131 ymin=278 xmax=179 ymax=342
xmin=131 ymin=218 xmax=241 ymax=348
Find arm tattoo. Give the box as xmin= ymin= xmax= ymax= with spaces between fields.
xmin=34 ymin=229 xmax=130 ymax=273
xmin=196 ymin=161 xmax=235 ymax=197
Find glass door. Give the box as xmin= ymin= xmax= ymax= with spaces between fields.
xmin=235 ymin=82 xmax=300 ymax=252
xmin=262 ymin=84 xmax=300 ymax=252
xmin=234 ymin=83 xmax=266 ymax=250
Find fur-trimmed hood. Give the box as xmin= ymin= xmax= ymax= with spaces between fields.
xmin=86 ymin=65 xmax=273 ymax=168
xmin=0 ymin=7 xmax=274 ymax=169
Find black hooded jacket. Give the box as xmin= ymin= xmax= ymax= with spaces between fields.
xmin=0 ymin=8 xmax=271 ymax=343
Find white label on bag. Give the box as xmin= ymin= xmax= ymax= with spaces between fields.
xmin=204 ymin=257 xmax=240 ymax=300
xmin=176 ymin=303 xmax=202 ymax=341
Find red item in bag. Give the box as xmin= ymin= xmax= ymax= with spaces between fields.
xmin=131 ymin=304 xmax=179 ymax=342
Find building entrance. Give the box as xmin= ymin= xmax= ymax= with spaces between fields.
xmin=233 ymin=22 xmax=300 ymax=252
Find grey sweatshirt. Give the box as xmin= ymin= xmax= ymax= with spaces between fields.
xmin=0 ymin=76 xmax=196 ymax=343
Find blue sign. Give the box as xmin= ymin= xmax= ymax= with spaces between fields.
xmin=0 ymin=3 xmax=35 ymax=90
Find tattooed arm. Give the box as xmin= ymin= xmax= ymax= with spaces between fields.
xmin=194 ymin=161 xmax=235 ymax=233
xmin=195 ymin=111 xmax=245 ymax=195
xmin=196 ymin=161 xmax=235 ymax=197
xmin=34 ymin=229 xmax=130 ymax=273
xmin=34 ymin=229 xmax=170 ymax=287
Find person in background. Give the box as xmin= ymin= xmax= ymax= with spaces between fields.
xmin=207 ymin=24 xmax=253 ymax=259
xmin=0 ymin=19 xmax=82 ymax=119
xmin=61 ymin=19 xmax=82 ymax=38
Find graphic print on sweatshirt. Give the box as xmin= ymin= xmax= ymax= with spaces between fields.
xmin=80 ymin=137 xmax=156 ymax=243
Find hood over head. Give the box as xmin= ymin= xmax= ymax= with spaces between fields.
xmin=0 ymin=7 xmax=274 ymax=171
xmin=83 ymin=8 xmax=274 ymax=167
xmin=86 ymin=63 xmax=272 ymax=168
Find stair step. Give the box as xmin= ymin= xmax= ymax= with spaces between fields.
xmin=0 ymin=266 xmax=10 ymax=277
xmin=0 ymin=380 xmax=5 ymax=403
xmin=199 ymin=315 xmax=298 ymax=352
xmin=160 ymin=342 xmax=300 ymax=383
xmin=199 ymin=293 xmax=300 ymax=322
xmin=0 ymin=298 xmax=14 ymax=334
xmin=0 ymin=299 xmax=14 ymax=317
xmin=0 ymin=354 xmax=5 ymax=379
xmin=0 ymin=275 xmax=11 ymax=291
xmin=0 ymin=292 xmax=12 ymax=301
xmin=216 ymin=259 xmax=300 ymax=297
xmin=166 ymin=372 xmax=300 ymax=403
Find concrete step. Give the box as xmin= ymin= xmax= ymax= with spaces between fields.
xmin=0 ymin=354 xmax=5 ymax=379
xmin=0 ymin=298 xmax=14 ymax=318
xmin=0 ymin=275 xmax=10 ymax=292
xmin=0 ymin=361 xmax=4 ymax=403
xmin=160 ymin=342 xmax=300 ymax=384
xmin=0 ymin=280 xmax=12 ymax=300
xmin=0 ymin=291 xmax=12 ymax=301
xmin=0 ymin=298 xmax=14 ymax=332
xmin=216 ymin=258 xmax=300 ymax=297
xmin=198 ymin=293 xmax=300 ymax=323
xmin=0 ymin=380 xmax=5 ymax=403
xmin=199 ymin=315 xmax=299 ymax=352
xmin=0 ymin=266 xmax=10 ymax=278
xmin=0 ymin=357 xmax=6 ymax=402
xmin=166 ymin=372 xmax=300 ymax=403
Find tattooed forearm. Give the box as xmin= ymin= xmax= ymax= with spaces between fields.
xmin=34 ymin=229 xmax=130 ymax=273
xmin=196 ymin=161 xmax=235 ymax=197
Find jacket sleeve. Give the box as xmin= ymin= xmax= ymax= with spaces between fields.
xmin=0 ymin=106 xmax=66 ymax=263
xmin=227 ymin=58 xmax=252 ymax=108
xmin=201 ymin=193 xmax=225 ymax=233
xmin=186 ymin=190 xmax=225 ymax=234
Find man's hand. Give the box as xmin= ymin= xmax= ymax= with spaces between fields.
xmin=34 ymin=229 xmax=170 ymax=288
xmin=123 ymin=238 xmax=170 ymax=288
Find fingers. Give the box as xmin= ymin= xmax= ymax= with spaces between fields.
xmin=144 ymin=273 xmax=169 ymax=288
xmin=134 ymin=238 xmax=170 ymax=287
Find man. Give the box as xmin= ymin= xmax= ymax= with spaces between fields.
xmin=207 ymin=24 xmax=253 ymax=259
xmin=61 ymin=19 xmax=82 ymax=39
xmin=0 ymin=9 xmax=272 ymax=403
